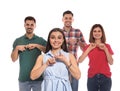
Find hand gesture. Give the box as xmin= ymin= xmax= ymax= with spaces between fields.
xmin=54 ymin=53 xmax=67 ymax=63
xmin=89 ymin=43 xmax=96 ymax=50
xmin=16 ymin=45 xmax=26 ymax=51
xmin=68 ymin=38 xmax=77 ymax=45
xmin=97 ymin=43 xmax=106 ymax=50
xmin=46 ymin=57 xmax=56 ymax=66
xmin=26 ymin=43 xmax=37 ymax=50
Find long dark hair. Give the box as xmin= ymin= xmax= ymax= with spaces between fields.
xmin=45 ymin=28 xmax=68 ymax=53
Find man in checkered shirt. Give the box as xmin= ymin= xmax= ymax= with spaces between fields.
xmin=62 ymin=10 xmax=86 ymax=91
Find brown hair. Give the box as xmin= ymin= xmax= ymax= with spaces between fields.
xmin=89 ymin=24 xmax=106 ymax=43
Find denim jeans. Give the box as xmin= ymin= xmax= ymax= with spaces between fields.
xmin=19 ymin=81 xmax=42 ymax=91
xmin=87 ymin=74 xmax=112 ymax=91
xmin=71 ymin=76 xmax=79 ymax=91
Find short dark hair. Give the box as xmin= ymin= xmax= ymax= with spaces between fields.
xmin=63 ymin=10 xmax=73 ymax=17
xmin=24 ymin=16 xmax=36 ymax=23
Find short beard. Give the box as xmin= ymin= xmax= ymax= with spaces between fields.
xmin=26 ymin=29 xmax=33 ymax=34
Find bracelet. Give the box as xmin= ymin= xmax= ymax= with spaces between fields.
xmin=68 ymin=63 xmax=72 ymax=69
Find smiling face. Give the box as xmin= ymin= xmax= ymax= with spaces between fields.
xmin=45 ymin=28 xmax=68 ymax=53
xmin=93 ymin=27 xmax=103 ymax=40
xmin=62 ymin=14 xmax=74 ymax=28
xmin=50 ymin=31 xmax=64 ymax=50
xmin=24 ymin=20 xmax=36 ymax=34
xmin=89 ymin=24 xmax=106 ymax=43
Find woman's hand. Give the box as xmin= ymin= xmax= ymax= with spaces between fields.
xmin=46 ymin=57 xmax=56 ymax=66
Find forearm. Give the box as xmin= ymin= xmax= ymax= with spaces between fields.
xmin=65 ymin=61 xmax=81 ymax=80
xmin=36 ymin=44 xmax=46 ymax=53
xmin=104 ymin=48 xmax=113 ymax=65
xmin=30 ymin=63 xmax=48 ymax=80
xmin=78 ymin=48 xmax=90 ymax=63
xmin=68 ymin=64 xmax=81 ymax=80
xmin=79 ymin=42 xmax=87 ymax=51
xmin=11 ymin=48 xmax=19 ymax=62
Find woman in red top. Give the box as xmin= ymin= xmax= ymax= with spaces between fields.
xmin=78 ymin=24 xmax=114 ymax=91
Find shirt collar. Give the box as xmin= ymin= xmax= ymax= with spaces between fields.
xmin=24 ymin=34 xmax=36 ymax=39
xmin=46 ymin=49 xmax=63 ymax=58
xmin=63 ymin=26 xmax=74 ymax=32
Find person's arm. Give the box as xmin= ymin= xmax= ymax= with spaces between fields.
xmin=79 ymin=41 xmax=87 ymax=51
xmin=78 ymin=43 xmax=96 ymax=63
xmin=30 ymin=55 xmax=56 ymax=80
xmin=78 ymin=49 xmax=89 ymax=63
xmin=26 ymin=44 xmax=46 ymax=53
xmin=30 ymin=55 xmax=45 ymax=80
xmin=35 ymin=44 xmax=46 ymax=53
xmin=11 ymin=45 xmax=26 ymax=62
xmin=104 ymin=48 xmax=113 ymax=65
xmin=54 ymin=53 xmax=81 ymax=80
xmin=79 ymin=31 xmax=87 ymax=51
xmin=11 ymin=47 xmax=19 ymax=62
xmin=67 ymin=53 xmax=81 ymax=80
xmin=98 ymin=44 xmax=113 ymax=65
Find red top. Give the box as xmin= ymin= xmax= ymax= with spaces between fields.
xmin=84 ymin=44 xmax=114 ymax=78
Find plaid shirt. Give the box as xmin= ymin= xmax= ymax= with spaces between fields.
xmin=63 ymin=27 xmax=86 ymax=59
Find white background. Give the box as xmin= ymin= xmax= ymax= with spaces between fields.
xmin=0 ymin=0 xmax=120 ymax=91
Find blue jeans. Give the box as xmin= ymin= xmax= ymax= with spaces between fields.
xmin=19 ymin=81 xmax=42 ymax=91
xmin=87 ymin=74 xmax=112 ymax=91
xmin=71 ymin=76 xmax=79 ymax=91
